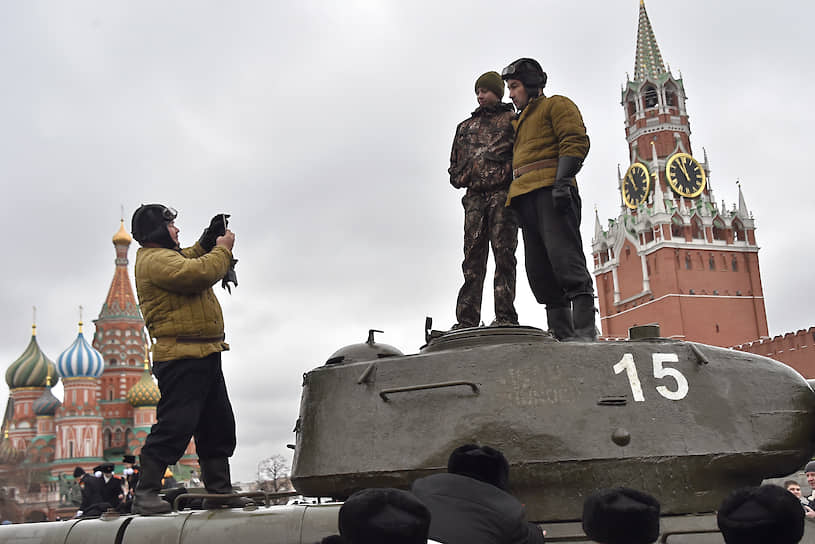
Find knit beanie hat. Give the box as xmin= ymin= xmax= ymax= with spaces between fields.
xmin=582 ymin=487 xmax=661 ymax=544
xmin=475 ymin=71 xmax=504 ymax=99
xmin=717 ymin=485 xmax=804 ymax=544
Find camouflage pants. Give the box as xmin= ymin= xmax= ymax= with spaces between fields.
xmin=455 ymin=190 xmax=519 ymax=326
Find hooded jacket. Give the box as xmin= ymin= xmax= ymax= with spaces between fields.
xmin=135 ymin=242 xmax=231 ymax=362
xmin=449 ymin=102 xmax=515 ymax=193
xmin=507 ymin=94 xmax=590 ymax=205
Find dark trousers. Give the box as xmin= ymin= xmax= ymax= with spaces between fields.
xmin=513 ymin=186 xmax=594 ymax=308
xmin=456 ymin=189 xmax=519 ymax=326
xmin=141 ymin=352 xmax=236 ymax=466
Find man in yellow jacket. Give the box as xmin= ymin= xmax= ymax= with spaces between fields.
xmin=131 ymin=204 xmax=249 ymax=513
xmin=501 ymin=58 xmax=596 ymax=341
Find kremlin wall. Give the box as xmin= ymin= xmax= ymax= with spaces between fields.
xmin=0 ymin=222 xmax=195 ymax=523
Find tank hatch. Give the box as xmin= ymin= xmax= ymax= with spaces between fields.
xmin=325 ymin=329 xmax=404 ymax=365
xmin=421 ymin=320 xmax=553 ymax=353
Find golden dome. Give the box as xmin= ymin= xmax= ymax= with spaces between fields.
xmin=127 ymin=368 xmax=161 ymax=407
xmin=113 ymin=220 xmax=133 ymax=245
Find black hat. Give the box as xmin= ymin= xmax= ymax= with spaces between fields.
xmin=717 ymin=485 xmax=804 ymax=544
xmin=99 ymin=463 xmax=114 ymax=474
xmin=804 ymin=461 xmax=815 ymax=473
xmin=447 ymin=444 xmax=509 ymax=490
xmin=582 ymin=487 xmax=660 ymax=544
xmin=73 ymin=467 xmax=85 ymax=478
xmin=131 ymin=204 xmax=178 ymax=249
xmin=123 ymin=455 xmax=136 ymax=464
xmin=338 ymin=488 xmax=431 ymax=544
xmin=501 ymin=58 xmax=547 ymax=89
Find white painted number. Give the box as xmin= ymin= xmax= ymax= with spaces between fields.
xmin=612 ymin=353 xmax=689 ymax=402
xmin=613 ymin=353 xmax=645 ymax=402
xmin=652 ymin=353 xmax=689 ymax=400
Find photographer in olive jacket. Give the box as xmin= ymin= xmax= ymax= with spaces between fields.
xmin=130 ymin=204 xmax=250 ymax=514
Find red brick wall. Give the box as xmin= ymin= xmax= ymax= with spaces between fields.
xmin=734 ymin=328 xmax=815 ymax=378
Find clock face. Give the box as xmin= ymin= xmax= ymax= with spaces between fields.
xmin=666 ymin=153 xmax=706 ymax=198
xmin=622 ymin=162 xmax=651 ymax=209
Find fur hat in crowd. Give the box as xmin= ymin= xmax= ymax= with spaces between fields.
xmin=717 ymin=485 xmax=804 ymax=544
xmin=338 ymin=488 xmax=431 ymax=544
xmin=73 ymin=466 xmax=85 ymax=478
xmin=582 ymin=487 xmax=660 ymax=544
xmin=475 ymin=71 xmax=504 ymax=99
xmin=447 ymin=444 xmax=510 ymax=490
xmin=123 ymin=455 xmax=136 ymax=464
xmin=804 ymin=461 xmax=815 ymax=473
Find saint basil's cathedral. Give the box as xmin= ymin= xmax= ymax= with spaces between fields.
xmin=0 ymin=222 xmax=196 ymax=522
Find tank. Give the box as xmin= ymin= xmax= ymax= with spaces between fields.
xmin=3 ymin=323 xmax=815 ymax=543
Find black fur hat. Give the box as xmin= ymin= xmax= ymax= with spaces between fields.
xmin=73 ymin=466 xmax=85 ymax=478
xmin=338 ymin=488 xmax=430 ymax=544
xmin=122 ymin=455 xmax=136 ymax=464
xmin=447 ymin=444 xmax=509 ymax=490
xmin=582 ymin=487 xmax=660 ymax=544
xmin=717 ymin=485 xmax=804 ymax=544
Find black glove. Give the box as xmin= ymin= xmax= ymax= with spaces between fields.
xmin=198 ymin=214 xmax=230 ymax=252
xmin=222 ymin=259 xmax=238 ymax=294
xmin=552 ymin=156 xmax=583 ymax=213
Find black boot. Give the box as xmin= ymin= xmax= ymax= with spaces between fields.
xmin=546 ymin=306 xmax=575 ymax=341
xmin=200 ymin=458 xmax=255 ymax=509
xmin=133 ymin=454 xmax=172 ymax=514
xmin=572 ymin=294 xmax=598 ymax=341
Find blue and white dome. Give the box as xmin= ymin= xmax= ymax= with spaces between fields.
xmin=56 ymin=322 xmax=104 ymax=378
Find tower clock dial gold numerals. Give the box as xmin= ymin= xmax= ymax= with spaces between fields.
xmin=622 ymin=162 xmax=651 ymax=209
xmin=666 ymin=153 xmax=706 ymax=198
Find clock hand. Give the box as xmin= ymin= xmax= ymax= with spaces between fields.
xmin=677 ymin=158 xmax=691 ymax=182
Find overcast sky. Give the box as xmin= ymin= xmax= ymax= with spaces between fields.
xmin=1 ymin=1 xmax=812 ymax=482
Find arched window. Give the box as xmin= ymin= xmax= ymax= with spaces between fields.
xmin=665 ymin=87 xmax=677 ymax=107
xmin=103 ymin=430 xmax=111 ymax=449
xmin=671 ymin=215 xmax=684 ymax=239
xmin=114 ymin=428 xmax=123 ymax=446
xmin=643 ymin=222 xmax=654 ymax=244
xmin=732 ymin=256 xmax=739 ymax=272
xmin=643 ymin=85 xmax=658 ymax=108
xmin=712 ymin=218 xmax=727 ymax=241
xmin=685 ymin=253 xmax=692 ymax=270
xmin=733 ymin=219 xmax=746 ymax=242
xmin=691 ymin=216 xmax=705 ymax=240
xmin=627 ymin=100 xmax=636 ymax=117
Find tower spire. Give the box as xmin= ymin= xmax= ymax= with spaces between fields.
xmin=634 ymin=1 xmax=667 ymax=81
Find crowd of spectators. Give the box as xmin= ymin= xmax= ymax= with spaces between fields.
xmin=318 ymin=444 xmax=813 ymax=544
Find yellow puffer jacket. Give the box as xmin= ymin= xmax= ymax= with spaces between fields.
xmin=507 ymin=94 xmax=590 ymax=205
xmin=135 ymin=243 xmax=232 ymax=362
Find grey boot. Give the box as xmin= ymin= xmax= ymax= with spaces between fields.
xmin=200 ymin=457 xmax=255 ymax=509
xmin=572 ymin=294 xmax=598 ymax=341
xmin=132 ymin=454 xmax=172 ymax=514
xmin=546 ymin=306 xmax=575 ymax=341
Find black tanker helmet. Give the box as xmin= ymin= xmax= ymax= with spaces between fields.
xmin=131 ymin=204 xmax=178 ymax=249
xmin=501 ymin=57 xmax=548 ymax=89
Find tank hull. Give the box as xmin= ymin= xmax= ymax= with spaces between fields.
xmin=291 ymin=327 xmax=815 ymax=521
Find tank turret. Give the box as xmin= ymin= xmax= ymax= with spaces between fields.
xmin=291 ymin=323 xmax=815 ymax=522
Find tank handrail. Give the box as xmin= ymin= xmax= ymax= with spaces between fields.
xmin=172 ymin=490 xmax=301 ymax=510
xmin=379 ymin=381 xmax=480 ymax=401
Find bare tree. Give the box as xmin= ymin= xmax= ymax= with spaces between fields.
xmin=256 ymin=454 xmax=291 ymax=496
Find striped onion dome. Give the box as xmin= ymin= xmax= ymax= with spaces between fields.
xmin=127 ymin=368 xmax=161 ymax=407
xmin=33 ymin=381 xmax=61 ymax=416
xmin=56 ymin=322 xmax=104 ymax=378
xmin=6 ymin=325 xmax=58 ymax=389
